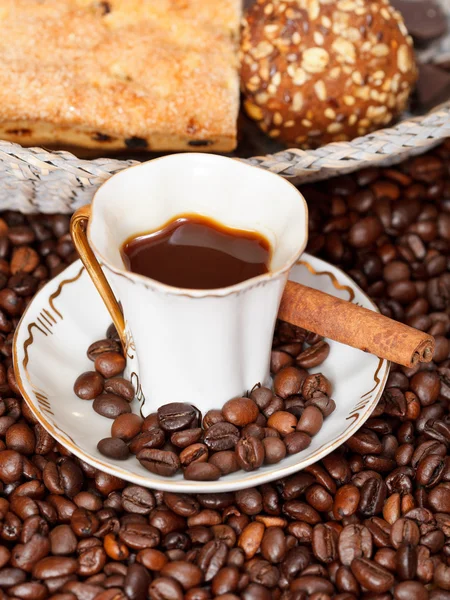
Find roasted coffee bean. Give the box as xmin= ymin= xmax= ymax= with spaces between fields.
xmin=171 ymin=428 xmax=202 ymax=448
xmin=158 ymin=403 xmax=197 ymax=432
xmin=163 ymin=493 xmax=199 ymax=517
xmin=104 ymin=378 xmax=135 ymax=402
xmin=338 ymin=525 xmax=372 ymax=566
xmin=141 ymin=413 xmax=159 ymax=432
xmin=260 ymin=527 xmax=286 ymax=564
xmin=34 ymin=424 xmax=54 ymax=456
xmin=359 ymin=478 xmax=387 ymax=517
xmin=137 ymin=449 xmax=180 ymax=476
xmin=105 ymin=322 xmax=120 ymax=342
xmin=262 ymin=437 xmax=286 ymax=464
xmin=421 ymin=529 xmax=445 ymax=553
xmin=305 ymin=394 xmax=336 ymax=417
xmin=137 ymin=548 xmax=167 ymax=571
xmin=333 ymin=484 xmax=360 ymax=519
xmin=149 ymin=576 xmax=183 ymax=600
xmin=428 ymin=483 xmax=450 ymax=512
xmin=302 ymin=373 xmax=332 ymax=399
xmin=179 ymin=444 xmax=208 ymax=468
xmin=234 ymin=489 xmax=263 ymax=517
xmin=160 ymin=561 xmax=203 ymax=590
xmin=111 ymin=413 xmax=142 ymax=441
xmin=416 ymin=453 xmax=445 ymax=487
xmin=121 ymin=486 xmax=155 ymax=515
xmin=7 ymin=224 xmax=34 ymax=245
xmin=273 ymin=366 xmax=306 ymax=398
xmin=204 ymin=423 xmax=240 ymax=452
xmin=184 ymin=461 xmax=222 ymax=481
xmin=87 ymin=339 xmax=121 ymax=361
xmin=348 ymin=217 xmax=383 ymax=248
xmin=271 ymin=349 xmax=295 ymax=373
xmin=282 ymin=501 xmax=320 ymax=525
xmin=412 ymin=439 xmax=446 ymax=467
xmin=236 ymin=437 xmax=264 ymax=471
xmin=8 ymin=273 xmax=38 ymax=296
xmin=6 ymin=423 xmax=35 ymax=455
xmin=284 ymin=396 xmax=305 ymax=418
xmin=43 ymin=458 xmax=83 ymax=498
xmin=266 ymin=411 xmax=297 ymax=436
xmin=346 ymin=429 xmax=383 ymax=455
xmin=363 ymin=454 xmax=396 ymax=472
xmin=394 ymin=581 xmax=428 ymax=600
xmin=262 ymin=395 xmax=284 ymax=419
xmin=222 ymin=398 xmax=259 ymax=427
xmin=197 ymin=540 xmax=228 ymax=581
xmin=73 ymin=372 xmax=104 ymax=400
xmin=97 ymin=438 xmax=130 ymax=460
xmin=49 ymin=525 xmax=77 ymax=555
xmin=296 ymin=341 xmax=330 ymax=369
xmin=93 ymin=394 xmax=131 ymax=419
xmin=32 ymin=556 xmax=78 ymax=579
xmin=410 ymin=371 xmax=441 ymax=406
xmin=250 ymin=386 xmax=273 ymax=410
xmin=123 ymin=563 xmax=151 ymax=600
xmin=211 ymin=565 xmax=239 ymax=595
xmin=209 ymin=451 xmax=239 ymax=475
xmin=312 ymin=523 xmax=338 ymax=563
xmin=299 ymin=484 xmax=329 ymax=517
xmin=390 ymin=518 xmax=420 ymax=549
xmin=118 ymin=521 xmax=160 ymax=550
xmin=290 ymin=574 xmax=334 ymax=595
xmin=94 ymin=352 xmax=126 ymax=378
xmin=129 ymin=430 xmax=165 ymax=454
xmin=284 ymin=431 xmax=311 ymax=454
xmin=396 ymin=543 xmax=417 ymax=581
xmin=202 ymin=410 xmax=224 ymax=429
xmin=296 ymin=405 xmax=323 ymax=436
xmin=241 ymin=423 xmax=265 ymax=440
xmin=350 ymin=557 xmax=394 ymax=593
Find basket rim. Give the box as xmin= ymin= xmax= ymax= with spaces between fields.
xmin=0 ymin=99 xmax=449 ymax=173
xmin=0 ymin=100 xmax=449 ymax=215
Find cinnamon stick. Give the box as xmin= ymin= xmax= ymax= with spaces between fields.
xmin=279 ymin=281 xmax=435 ymax=368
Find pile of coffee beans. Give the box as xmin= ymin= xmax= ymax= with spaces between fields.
xmin=74 ymin=323 xmax=334 ymax=480
xmin=1 ymin=143 xmax=450 ymax=598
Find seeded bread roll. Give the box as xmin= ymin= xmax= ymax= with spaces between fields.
xmin=240 ymin=0 xmax=417 ymax=149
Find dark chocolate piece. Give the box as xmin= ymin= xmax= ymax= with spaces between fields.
xmin=415 ymin=63 xmax=450 ymax=110
xmin=391 ymin=0 xmax=447 ymax=43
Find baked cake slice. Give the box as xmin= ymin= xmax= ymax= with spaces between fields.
xmin=0 ymin=0 xmax=241 ymax=152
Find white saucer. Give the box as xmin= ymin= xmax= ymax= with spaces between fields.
xmin=14 ymin=254 xmax=389 ymax=493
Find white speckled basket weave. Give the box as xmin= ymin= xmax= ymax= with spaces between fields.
xmin=0 ymin=0 xmax=449 ymax=214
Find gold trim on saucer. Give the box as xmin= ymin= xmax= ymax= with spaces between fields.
xmin=49 ymin=266 xmax=85 ymax=319
xmin=13 ymin=257 xmax=389 ymax=489
xmin=297 ymin=259 xmax=355 ymax=302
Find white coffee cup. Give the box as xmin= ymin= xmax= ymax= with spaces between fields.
xmin=71 ymin=153 xmax=308 ymax=417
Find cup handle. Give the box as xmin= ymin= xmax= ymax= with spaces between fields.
xmin=71 ymin=204 xmax=126 ymax=349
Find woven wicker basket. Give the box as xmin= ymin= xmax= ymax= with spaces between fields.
xmin=1 ymin=0 xmax=449 ymax=214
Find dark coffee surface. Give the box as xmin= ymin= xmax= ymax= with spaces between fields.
xmin=2 ymin=143 xmax=450 ymax=597
xmin=121 ymin=214 xmax=270 ymax=289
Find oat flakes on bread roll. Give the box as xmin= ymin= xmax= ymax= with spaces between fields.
xmin=240 ymin=0 xmax=417 ymax=149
